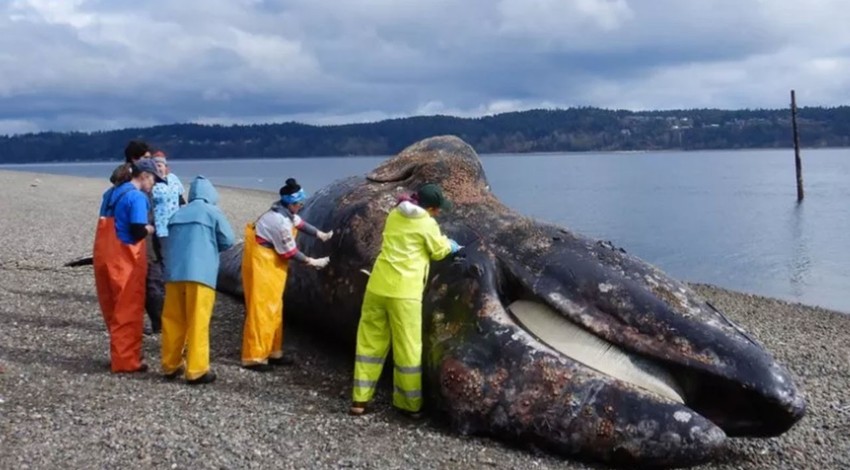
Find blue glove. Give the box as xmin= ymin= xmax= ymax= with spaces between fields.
xmin=449 ymin=239 xmax=460 ymax=254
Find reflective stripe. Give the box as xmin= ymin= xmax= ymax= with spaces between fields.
xmin=353 ymin=379 xmax=378 ymax=388
xmin=356 ymin=355 xmax=384 ymax=364
xmin=394 ymin=365 xmax=421 ymax=374
xmin=393 ymin=386 xmax=422 ymax=398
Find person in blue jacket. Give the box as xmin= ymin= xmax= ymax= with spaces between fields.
xmin=161 ymin=176 xmax=235 ymax=385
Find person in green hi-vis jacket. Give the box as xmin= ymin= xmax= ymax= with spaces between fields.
xmin=350 ymin=183 xmax=461 ymax=418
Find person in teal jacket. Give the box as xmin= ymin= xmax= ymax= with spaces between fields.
xmin=161 ymin=176 xmax=235 ymax=385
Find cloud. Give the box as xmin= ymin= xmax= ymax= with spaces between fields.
xmin=497 ymin=0 xmax=634 ymax=38
xmin=2 ymin=0 xmax=850 ymax=134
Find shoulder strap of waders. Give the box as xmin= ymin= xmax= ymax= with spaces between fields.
xmin=105 ymin=186 xmax=135 ymax=216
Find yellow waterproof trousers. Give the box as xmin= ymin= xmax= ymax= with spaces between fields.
xmin=241 ymin=224 xmax=288 ymax=365
xmin=352 ymin=291 xmax=423 ymax=412
xmin=161 ymin=281 xmax=216 ymax=380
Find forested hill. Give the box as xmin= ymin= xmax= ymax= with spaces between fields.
xmin=2 ymin=106 xmax=850 ymax=163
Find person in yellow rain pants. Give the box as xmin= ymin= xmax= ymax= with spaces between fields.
xmin=241 ymin=178 xmax=334 ymax=372
xmin=160 ymin=176 xmax=235 ymax=385
xmin=350 ymin=183 xmax=461 ymax=418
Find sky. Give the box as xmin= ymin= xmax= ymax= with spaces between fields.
xmin=2 ymin=0 xmax=850 ymax=135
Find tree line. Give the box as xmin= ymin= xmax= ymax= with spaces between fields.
xmin=2 ymin=106 xmax=849 ymax=163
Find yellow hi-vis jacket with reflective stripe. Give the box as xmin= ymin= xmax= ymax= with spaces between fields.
xmin=365 ymin=202 xmax=453 ymax=300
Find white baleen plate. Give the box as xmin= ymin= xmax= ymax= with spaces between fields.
xmin=509 ymin=300 xmax=685 ymax=404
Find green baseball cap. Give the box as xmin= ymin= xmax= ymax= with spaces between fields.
xmin=417 ymin=183 xmax=452 ymax=211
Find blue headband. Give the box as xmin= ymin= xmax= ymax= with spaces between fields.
xmin=281 ymin=188 xmax=307 ymax=205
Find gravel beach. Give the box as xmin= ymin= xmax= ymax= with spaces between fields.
xmin=0 ymin=169 xmax=847 ymax=469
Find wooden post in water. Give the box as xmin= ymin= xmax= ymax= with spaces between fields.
xmin=790 ymin=89 xmax=804 ymax=202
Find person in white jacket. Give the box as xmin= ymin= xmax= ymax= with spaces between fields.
xmin=241 ymin=178 xmax=333 ymax=371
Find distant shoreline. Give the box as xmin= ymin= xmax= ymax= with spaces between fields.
xmin=4 ymin=106 xmax=850 ymax=163
xmin=1 ymin=145 xmax=847 ymax=166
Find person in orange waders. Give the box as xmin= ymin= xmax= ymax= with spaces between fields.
xmin=93 ymin=159 xmax=165 ymax=373
xmin=241 ymin=178 xmax=333 ymax=372
xmin=95 ymin=140 xmax=151 ymax=335
xmin=106 ymin=140 xmax=167 ymax=337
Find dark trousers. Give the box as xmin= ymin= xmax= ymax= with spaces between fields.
xmin=145 ymin=236 xmax=167 ymax=332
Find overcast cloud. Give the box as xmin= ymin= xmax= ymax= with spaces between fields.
xmin=1 ymin=0 xmax=850 ymax=134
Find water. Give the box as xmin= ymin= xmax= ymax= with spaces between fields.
xmin=4 ymin=149 xmax=849 ymax=313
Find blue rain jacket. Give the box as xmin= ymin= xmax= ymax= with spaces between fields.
xmin=164 ymin=176 xmax=235 ymax=288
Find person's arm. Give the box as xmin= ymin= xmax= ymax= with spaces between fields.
xmin=98 ymin=188 xmax=113 ymax=217
xmin=266 ymin=217 xmax=328 ymax=268
xmin=128 ymin=193 xmax=154 ymax=243
xmin=295 ymin=218 xmax=318 ymax=236
xmin=423 ymin=220 xmax=455 ymax=261
xmin=214 ymin=209 xmax=236 ymax=252
xmin=291 ymin=251 xmax=310 ymax=263
xmin=278 ymin=241 xmax=314 ymax=265
xmin=130 ymin=224 xmax=152 ymax=241
xmin=294 ymin=215 xmax=333 ymax=241
xmin=266 ymin=217 xmax=308 ymax=263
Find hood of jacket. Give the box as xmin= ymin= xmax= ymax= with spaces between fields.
xmin=397 ymin=200 xmax=428 ymax=219
xmin=188 ymin=176 xmax=219 ymax=205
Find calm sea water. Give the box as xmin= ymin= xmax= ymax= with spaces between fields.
xmin=4 ymin=149 xmax=849 ymax=313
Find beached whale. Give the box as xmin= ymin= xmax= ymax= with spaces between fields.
xmin=210 ymin=135 xmax=805 ymax=467
xmin=66 ymin=135 xmax=805 ymax=466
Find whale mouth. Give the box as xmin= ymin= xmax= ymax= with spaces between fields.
xmin=499 ymin=291 xmax=799 ymax=437
xmin=508 ymin=299 xmax=686 ymax=404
